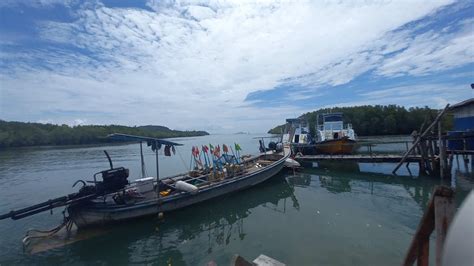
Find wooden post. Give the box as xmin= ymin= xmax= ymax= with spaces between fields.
xmin=438 ymin=122 xmax=446 ymax=179
xmin=427 ymin=139 xmax=436 ymax=176
xmin=155 ymin=140 xmax=160 ymax=200
xmin=420 ymin=139 xmax=430 ymax=176
xmin=393 ymin=104 xmax=450 ymax=174
xmin=417 ymin=238 xmax=429 ymax=266
xmin=402 ymin=186 xmax=455 ymax=266
xmin=448 ymin=154 xmax=454 ymax=175
xmin=471 ymin=154 xmax=474 ymax=173
xmin=403 ymin=194 xmax=435 ymax=266
xmin=434 ymin=195 xmax=455 ymax=266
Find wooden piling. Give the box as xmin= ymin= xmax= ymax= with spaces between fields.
xmin=427 ymin=139 xmax=436 ymax=176
xmin=402 ymin=186 xmax=455 ymax=266
xmin=393 ymin=104 xmax=450 ymax=175
xmin=438 ymin=122 xmax=446 ymax=179
xmin=434 ymin=195 xmax=455 ymax=266
xmin=420 ymin=139 xmax=430 ymax=176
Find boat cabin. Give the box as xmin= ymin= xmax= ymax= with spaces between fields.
xmin=317 ymin=113 xmax=356 ymax=142
xmin=283 ymin=118 xmax=310 ymax=144
xmin=321 ymin=113 xmax=344 ymax=131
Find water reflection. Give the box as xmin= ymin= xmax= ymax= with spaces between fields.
xmin=152 ymin=174 xmax=297 ymax=257
xmin=293 ymin=164 xmax=450 ymax=210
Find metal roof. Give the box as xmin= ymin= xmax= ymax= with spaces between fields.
xmin=449 ymin=98 xmax=474 ymax=110
xmin=107 ymin=133 xmax=183 ymax=146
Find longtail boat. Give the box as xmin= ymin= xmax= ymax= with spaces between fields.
xmin=0 ymin=133 xmax=289 ymax=229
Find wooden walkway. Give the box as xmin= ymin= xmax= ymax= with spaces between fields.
xmin=295 ymin=154 xmax=422 ymax=163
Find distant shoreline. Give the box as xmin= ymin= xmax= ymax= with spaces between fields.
xmin=0 ymin=120 xmax=209 ymax=148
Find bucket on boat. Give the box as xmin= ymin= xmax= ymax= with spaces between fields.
xmin=175 ymin=180 xmax=199 ymax=194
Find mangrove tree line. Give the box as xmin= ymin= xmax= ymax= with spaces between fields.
xmin=268 ymin=105 xmax=453 ymax=136
xmin=0 ymin=121 xmax=209 ymax=148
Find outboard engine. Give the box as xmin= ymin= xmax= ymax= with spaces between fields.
xmin=94 ymin=151 xmax=130 ymax=194
xmin=96 ymin=167 xmax=129 ymax=193
xmin=268 ymin=141 xmax=277 ymax=151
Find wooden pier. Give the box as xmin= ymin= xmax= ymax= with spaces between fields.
xmin=295 ymin=101 xmax=474 ymax=179
xmin=296 ymin=154 xmax=422 ymax=163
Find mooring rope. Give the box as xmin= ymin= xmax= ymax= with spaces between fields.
xmin=176 ymin=148 xmax=190 ymax=171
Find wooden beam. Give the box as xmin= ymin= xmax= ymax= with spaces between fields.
xmin=402 ymin=186 xmax=454 ymax=266
xmin=403 ymin=198 xmax=435 ymax=266
xmin=434 ymin=196 xmax=455 ymax=266
xmin=417 ymin=237 xmax=429 ymax=266
xmin=393 ymin=104 xmax=450 ymax=174
xmin=438 ymin=122 xmax=446 ymax=179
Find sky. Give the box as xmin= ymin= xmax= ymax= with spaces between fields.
xmin=0 ymin=0 xmax=473 ymax=133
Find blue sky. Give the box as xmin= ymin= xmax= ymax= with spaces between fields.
xmin=0 ymin=0 xmax=473 ymax=133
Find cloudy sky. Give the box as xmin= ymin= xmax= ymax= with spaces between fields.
xmin=0 ymin=0 xmax=473 ymax=133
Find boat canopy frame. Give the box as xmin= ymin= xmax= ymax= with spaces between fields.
xmin=107 ymin=133 xmax=183 ymax=198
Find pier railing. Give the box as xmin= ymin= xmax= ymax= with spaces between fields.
xmin=402 ymin=186 xmax=455 ymax=266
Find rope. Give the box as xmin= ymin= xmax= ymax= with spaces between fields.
xmin=175 ymin=148 xmax=190 ymax=171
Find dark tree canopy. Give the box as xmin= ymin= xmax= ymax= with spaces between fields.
xmin=268 ymin=105 xmax=453 ymax=136
xmin=0 ymin=121 xmax=209 ymax=148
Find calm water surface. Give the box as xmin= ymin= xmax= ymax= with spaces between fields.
xmin=0 ymin=134 xmax=472 ymax=265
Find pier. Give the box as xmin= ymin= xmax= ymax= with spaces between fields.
xmin=294 ymin=100 xmax=474 ymax=180
xmin=296 ymin=154 xmax=422 ymax=163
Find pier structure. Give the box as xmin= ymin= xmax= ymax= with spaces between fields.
xmin=295 ymin=98 xmax=474 ymax=179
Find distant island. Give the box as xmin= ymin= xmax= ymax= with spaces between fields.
xmin=268 ymin=105 xmax=453 ymax=136
xmin=0 ymin=120 xmax=209 ymax=148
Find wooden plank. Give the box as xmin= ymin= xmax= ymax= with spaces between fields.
xmin=417 ymin=237 xmax=429 ymax=266
xmin=402 ymin=186 xmax=454 ymax=266
xmin=393 ymin=104 xmax=450 ymax=174
xmin=434 ymin=196 xmax=455 ymax=266
xmin=403 ymin=197 xmax=435 ymax=266
xmin=232 ymin=255 xmax=254 ymax=266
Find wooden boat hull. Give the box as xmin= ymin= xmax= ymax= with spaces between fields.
xmin=316 ymin=138 xmax=356 ymax=155
xmin=292 ymin=137 xmax=356 ymax=155
xmin=68 ymin=153 xmax=288 ymax=228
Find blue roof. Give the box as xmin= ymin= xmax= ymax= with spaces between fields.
xmin=107 ymin=133 xmax=183 ymax=146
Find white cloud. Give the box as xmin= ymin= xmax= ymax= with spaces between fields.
xmin=376 ymin=21 xmax=474 ymax=77
xmin=2 ymin=0 xmax=471 ymax=133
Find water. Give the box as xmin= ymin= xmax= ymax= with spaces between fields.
xmin=0 ymin=134 xmax=472 ymax=265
